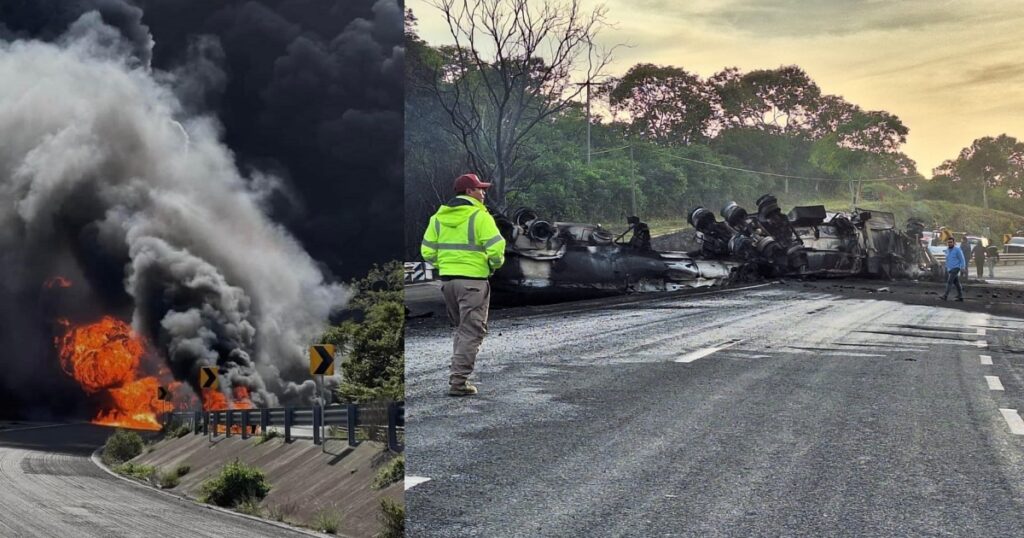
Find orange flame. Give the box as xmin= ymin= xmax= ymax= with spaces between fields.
xmin=45 ymin=276 xmax=73 ymax=289
xmin=202 ymin=386 xmax=254 ymax=411
xmin=232 ymin=386 xmax=254 ymax=409
xmin=202 ymin=388 xmax=228 ymax=411
xmin=56 ymin=316 xmax=173 ymax=430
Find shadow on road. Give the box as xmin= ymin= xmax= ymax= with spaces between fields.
xmin=0 ymin=423 xmax=140 ymax=456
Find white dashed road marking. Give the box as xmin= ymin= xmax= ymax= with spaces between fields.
xmin=676 ymin=339 xmax=743 ymax=363
xmin=986 ymin=376 xmax=1005 ymax=391
xmin=405 ymin=476 xmax=432 ymax=490
xmin=975 ymin=340 xmax=989 ymax=348
xmin=977 ymin=328 xmax=987 ymax=336
xmin=980 ymin=355 xmax=993 ymax=365
xmin=999 ymin=409 xmax=1024 ymax=435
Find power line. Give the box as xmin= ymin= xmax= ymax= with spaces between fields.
xmin=590 ymin=144 xmax=916 ymax=183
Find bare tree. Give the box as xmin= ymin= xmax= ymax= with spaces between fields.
xmin=428 ymin=0 xmax=613 ymax=206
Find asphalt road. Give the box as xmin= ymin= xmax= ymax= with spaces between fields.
xmin=0 ymin=423 xmax=314 ymax=537
xmin=405 ymin=280 xmax=1024 ymax=537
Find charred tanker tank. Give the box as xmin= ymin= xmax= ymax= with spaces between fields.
xmin=487 ymin=194 xmax=938 ymax=302
xmin=490 ymin=209 xmax=745 ymax=302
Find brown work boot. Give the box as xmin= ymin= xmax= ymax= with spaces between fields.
xmin=448 ymin=380 xmax=478 ymax=397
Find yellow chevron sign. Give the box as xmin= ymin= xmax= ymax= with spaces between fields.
xmin=309 ymin=345 xmax=336 ymax=376
xmin=157 ymin=386 xmax=170 ymax=401
xmin=199 ymin=367 xmax=218 ymax=390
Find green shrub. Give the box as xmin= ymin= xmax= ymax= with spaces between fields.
xmin=377 ymin=498 xmax=404 ymax=538
xmin=198 ymin=459 xmax=271 ymax=507
xmin=157 ymin=469 xmax=180 ymax=489
xmin=114 ymin=462 xmax=157 ymax=481
xmin=175 ymin=464 xmax=191 ymax=476
xmin=372 ymin=455 xmax=404 ymax=489
xmin=172 ymin=424 xmax=192 ymax=438
xmin=102 ymin=429 xmax=144 ymax=465
xmin=312 ymin=510 xmax=341 ymax=535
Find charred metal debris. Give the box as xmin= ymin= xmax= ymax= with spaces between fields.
xmin=490 ymin=194 xmax=938 ymax=299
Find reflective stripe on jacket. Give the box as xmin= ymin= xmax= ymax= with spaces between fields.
xmin=421 ymin=195 xmax=506 ymax=278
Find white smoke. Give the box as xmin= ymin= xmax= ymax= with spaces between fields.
xmin=0 ymin=14 xmax=350 ymax=407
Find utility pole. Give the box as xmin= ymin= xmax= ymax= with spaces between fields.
xmin=630 ymin=145 xmax=637 ymax=216
xmin=575 ymin=80 xmax=597 ymax=165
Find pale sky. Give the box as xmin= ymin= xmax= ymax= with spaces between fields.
xmin=409 ymin=0 xmax=1024 ymax=176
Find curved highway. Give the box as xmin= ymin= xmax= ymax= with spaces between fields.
xmin=0 ymin=423 xmax=314 ymax=537
xmin=406 ymin=278 xmax=1024 ymax=537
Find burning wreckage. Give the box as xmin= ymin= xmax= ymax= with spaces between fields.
xmin=490 ymin=194 xmax=937 ymax=300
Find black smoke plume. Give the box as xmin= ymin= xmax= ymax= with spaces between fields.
xmin=0 ymin=1 xmax=402 ymax=417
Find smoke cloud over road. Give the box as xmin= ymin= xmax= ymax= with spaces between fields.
xmin=0 ymin=8 xmax=364 ymax=416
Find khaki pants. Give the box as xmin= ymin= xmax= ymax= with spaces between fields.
xmin=441 ymin=279 xmax=491 ymax=385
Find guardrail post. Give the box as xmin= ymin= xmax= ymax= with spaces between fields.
xmin=241 ymin=411 xmax=250 ymax=440
xmin=284 ymin=407 xmax=293 ymax=443
xmin=210 ymin=412 xmax=218 ymax=438
xmin=194 ymin=411 xmax=202 ymax=435
xmin=313 ymin=405 xmax=322 ymax=445
xmin=226 ymin=410 xmax=234 ymax=438
xmin=260 ymin=408 xmax=269 ymax=436
xmin=347 ymin=403 xmax=358 ymax=447
xmin=387 ymin=402 xmax=402 ymax=452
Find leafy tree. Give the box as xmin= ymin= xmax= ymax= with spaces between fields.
xmin=931 ymin=135 xmax=1024 ymax=210
xmin=425 ymin=0 xmax=614 ymax=206
xmin=608 ymin=63 xmax=713 ymax=144
xmin=712 ymin=65 xmax=822 ymax=136
xmin=324 ymin=262 xmax=404 ymax=403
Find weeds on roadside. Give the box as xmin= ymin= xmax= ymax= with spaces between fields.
xmin=372 ymin=454 xmax=404 ymax=489
xmin=312 ymin=510 xmax=341 ymax=534
xmin=157 ymin=469 xmax=180 ymax=489
xmin=254 ymin=430 xmax=281 ymax=445
xmin=236 ymin=497 xmax=263 ymax=516
xmin=377 ymin=498 xmax=404 ymax=538
xmin=114 ymin=462 xmax=157 ymax=482
xmin=265 ymin=499 xmax=299 ymax=522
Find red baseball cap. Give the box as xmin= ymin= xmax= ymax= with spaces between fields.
xmin=453 ymin=173 xmax=492 ymax=193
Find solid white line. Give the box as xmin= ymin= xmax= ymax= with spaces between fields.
xmin=977 ymin=328 xmax=987 ymax=336
xmin=675 ymin=340 xmax=743 ymax=363
xmin=999 ymin=409 xmax=1024 ymax=435
xmin=986 ymin=376 xmax=1004 ymax=391
xmin=405 ymin=476 xmax=432 ymax=490
xmin=980 ymin=355 xmax=993 ymax=365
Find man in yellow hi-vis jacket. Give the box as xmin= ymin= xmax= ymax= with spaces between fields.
xmin=421 ymin=173 xmax=506 ymax=396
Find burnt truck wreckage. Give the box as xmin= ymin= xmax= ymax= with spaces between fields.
xmin=489 ymin=194 xmax=938 ymax=300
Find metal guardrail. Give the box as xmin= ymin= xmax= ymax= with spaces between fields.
xmin=933 ymin=253 xmax=1024 ymax=266
xmin=163 ymin=401 xmax=405 ymax=452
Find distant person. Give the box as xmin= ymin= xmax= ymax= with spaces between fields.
xmin=960 ymin=236 xmax=972 ymax=282
xmin=973 ymin=242 xmax=986 ymax=278
xmin=421 ymin=173 xmax=506 ymax=397
xmin=986 ymin=243 xmax=1000 ymax=278
xmin=941 ymin=236 xmax=966 ymax=302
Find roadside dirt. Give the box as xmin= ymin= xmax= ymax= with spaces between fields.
xmin=131 ymin=433 xmax=401 ymax=537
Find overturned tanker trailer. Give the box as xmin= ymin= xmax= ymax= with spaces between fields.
xmin=490 ymin=207 xmax=747 ymax=301
xmin=488 ymin=194 xmax=939 ymax=302
xmin=688 ymin=194 xmax=939 ymax=280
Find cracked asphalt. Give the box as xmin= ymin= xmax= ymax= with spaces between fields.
xmin=405 ymin=278 xmax=1024 ymax=537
